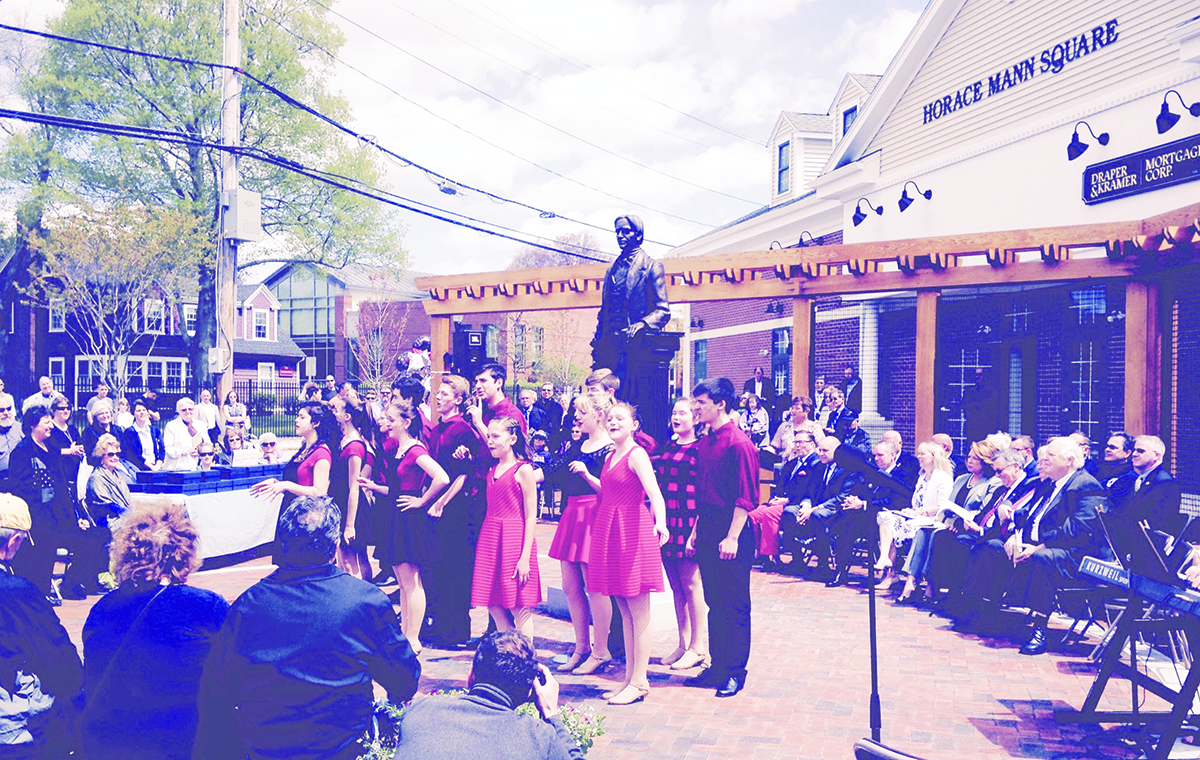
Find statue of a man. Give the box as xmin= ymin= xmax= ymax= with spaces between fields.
xmin=591 ymin=215 xmax=670 ymax=395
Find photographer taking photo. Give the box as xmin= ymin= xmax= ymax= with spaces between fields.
xmin=391 ymin=630 xmax=582 ymax=759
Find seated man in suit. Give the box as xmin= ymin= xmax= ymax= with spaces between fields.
xmin=1108 ymin=435 xmax=1183 ymax=539
xmin=831 ymin=439 xmax=913 ymax=588
xmin=1002 ymin=437 xmax=1108 ymax=655
xmin=881 ymin=431 xmax=920 ymax=487
xmin=748 ymin=431 xmax=819 ymax=573
xmin=821 ymin=387 xmax=857 ymax=442
xmin=927 ymin=448 xmax=1035 ymax=599
xmin=787 ymin=436 xmax=870 ymax=584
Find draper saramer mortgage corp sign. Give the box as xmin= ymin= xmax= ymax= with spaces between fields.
xmin=920 ymin=18 xmax=1120 ymax=125
xmin=1082 ymin=133 xmax=1200 ymax=205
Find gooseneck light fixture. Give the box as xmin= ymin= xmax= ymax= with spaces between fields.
xmin=1156 ymin=90 xmax=1200 ymax=134
xmin=897 ymin=181 xmax=933 ymax=212
xmin=852 ymin=198 xmax=883 ymax=227
xmin=1067 ymin=121 xmax=1109 ymax=161
xmin=798 ymin=231 xmax=817 ymax=246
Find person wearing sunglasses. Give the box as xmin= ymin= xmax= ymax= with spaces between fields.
xmin=86 ymin=433 xmax=132 ymax=527
xmin=197 ymin=442 xmax=218 ymax=471
xmin=0 ymin=390 xmax=21 ymax=486
xmin=258 ymin=432 xmax=279 ymax=464
xmin=47 ymin=394 xmax=86 ymax=489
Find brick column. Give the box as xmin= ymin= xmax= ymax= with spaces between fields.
xmin=1124 ymin=280 xmax=1161 ymax=437
xmin=792 ymin=296 xmax=813 ymax=399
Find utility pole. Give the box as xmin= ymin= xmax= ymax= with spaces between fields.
xmin=215 ymin=0 xmax=240 ymax=407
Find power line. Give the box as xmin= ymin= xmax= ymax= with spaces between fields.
xmin=0 ymin=106 xmax=616 ymax=262
xmin=373 ymin=0 xmax=760 ymax=162
xmin=443 ymin=0 xmax=764 ymax=145
xmin=0 ymin=20 xmax=686 ymax=243
xmin=243 ymin=6 xmax=715 ymax=230
xmin=307 ymin=0 xmax=758 ymax=206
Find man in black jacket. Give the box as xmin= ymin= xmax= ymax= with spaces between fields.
xmin=827 ymin=440 xmax=914 ymax=587
xmin=0 ymin=494 xmax=83 ymax=759
xmin=194 ymin=496 xmax=421 ymax=760
xmin=534 ymin=383 xmax=564 ymax=440
xmin=789 ymin=437 xmax=870 ymax=583
xmin=392 ymin=631 xmax=581 ymax=760
xmin=1109 ymin=435 xmax=1183 ymax=539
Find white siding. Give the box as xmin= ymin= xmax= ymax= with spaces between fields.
xmin=866 ymin=0 xmax=1196 ymax=175
xmin=802 ymin=138 xmax=833 ymax=190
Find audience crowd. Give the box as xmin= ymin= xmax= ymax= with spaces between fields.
xmin=0 ymin=362 xmax=1189 ymax=758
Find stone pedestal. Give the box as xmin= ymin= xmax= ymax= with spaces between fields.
xmin=622 ymin=330 xmax=683 ymax=443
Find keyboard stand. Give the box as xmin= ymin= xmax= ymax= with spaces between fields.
xmin=1057 ymin=594 xmax=1200 ymax=759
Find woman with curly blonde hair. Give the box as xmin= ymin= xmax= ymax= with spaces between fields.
xmin=80 ymin=502 xmax=229 ymax=759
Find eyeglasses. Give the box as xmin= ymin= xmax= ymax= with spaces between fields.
xmin=261 ymin=442 xmax=276 ymax=448
xmin=0 ymin=406 xmax=12 ymax=412
xmin=53 ymin=406 xmax=69 ymax=412
xmin=1105 ymin=444 xmax=1122 ymax=450
xmin=1133 ymin=447 xmax=1150 ymax=454
xmin=104 ymin=451 xmax=120 ymax=458
xmin=199 ymin=452 xmax=215 ymax=458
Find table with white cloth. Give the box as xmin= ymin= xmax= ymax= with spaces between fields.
xmin=127 ymin=488 xmax=284 ymax=560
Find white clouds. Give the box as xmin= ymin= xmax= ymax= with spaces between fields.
xmin=709 ymin=0 xmax=815 ymax=28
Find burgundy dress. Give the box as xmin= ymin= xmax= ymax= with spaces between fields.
xmin=331 ymin=440 xmax=373 ymax=551
xmin=587 ymin=448 xmax=665 ymax=597
xmin=383 ymin=443 xmax=441 ymax=566
xmin=546 ymin=442 xmax=613 ymax=564
xmin=472 ymin=462 xmax=542 ymax=609
xmin=654 ymin=439 xmax=699 ymax=561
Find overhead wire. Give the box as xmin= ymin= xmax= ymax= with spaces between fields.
xmin=306 ymin=0 xmax=759 ymax=206
xmin=443 ymin=0 xmax=764 ymax=145
xmin=240 ymin=6 xmax=715 ymax=230
xmin=0 ymin=20 xmax=689 ymax=241
xmin=372 ymin=0 xmax=760 ymax=162
xmin=0 ymin=106 xmax=616 ymax=262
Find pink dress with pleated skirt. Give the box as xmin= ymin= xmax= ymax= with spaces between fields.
xmin=586 ymin=447 xmax=665 ymax=598
xmin=471 ymin=461 xmax=542 ymax=609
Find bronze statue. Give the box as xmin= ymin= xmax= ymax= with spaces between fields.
xmin=591 ymin=215 xmax=670 ymax=396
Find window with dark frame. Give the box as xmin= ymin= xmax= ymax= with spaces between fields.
xmin=777 ymin=142 xmax=790 ymax=194
xmin=842 ymin=106 xmax=858 ymax=135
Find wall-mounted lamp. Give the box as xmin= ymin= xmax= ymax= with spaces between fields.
xmin=765 ymin=299 xmax=784 ymax=315
xmin=690 ymin=317 xmax=705 ymax=329
xmin=769 ymin=240 xmax=783 ymax=249
xmin=1067 ymin=121 xmax=1108 ymax=161
xmin=852 ymin=198 xmax=883 ymax=227
xmin=1156 ymin=90 xmax=1200 ymax=134
xmin=798 ymin=231 xmax=817 ymax=246
xmin=898 ymin=181 xmax=933 ymax=212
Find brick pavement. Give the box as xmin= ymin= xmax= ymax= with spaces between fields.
xmin=54 ymin=522 xmax=1148 ymax=759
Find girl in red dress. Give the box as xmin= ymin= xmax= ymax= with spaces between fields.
xmin=330 ymin=394 xmax=374 ymax=580
xmin=359 ymin=400 xmax=449 ymax=654
xmin=586 ymin=403 xmax=669 ymax=705
xmin=539 ymin=395 xmax=613 ymax=673
xmin=253 ymin=403 xmax=333 ymax=563
xmin=472 ymin=416 xmax=541 ymax=641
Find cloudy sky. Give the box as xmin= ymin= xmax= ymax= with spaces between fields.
xmin=5 ymin=0 xmax=928 ymax=276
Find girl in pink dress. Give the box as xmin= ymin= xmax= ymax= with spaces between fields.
xmin=472 ymin=416 xmax=542 ymax=641
xmin=539 ymin=395 xmax=613 ymax=674
xmin=586 ymin=402 xmax=669 ymax=706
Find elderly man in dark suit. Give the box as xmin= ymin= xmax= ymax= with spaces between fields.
xmin=1002 ymin=437 xmax=1108 ymax=655
xmin=827 ymin=439 xmax=915 ymax=588
xmin=590 ymin=215 xmax=670 ymax=394
xmin=789 ymin=436 xmax=871 ymax=584
xmin=748 ymin=431 xmax=819 ymax=572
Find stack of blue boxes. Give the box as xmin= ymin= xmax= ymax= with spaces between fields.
xmin=128 ymin=464 xmax=287 ymax=496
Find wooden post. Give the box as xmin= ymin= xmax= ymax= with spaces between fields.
xmin=792 ymin=296 xmax=813 ymax=400
xmin=1124 ymin=280 xmax=1161 ymax=437
xmin=915 ymin=290 xmax=940 ymax=443
xmin=429 ymin=315 xmax=452 ymax=424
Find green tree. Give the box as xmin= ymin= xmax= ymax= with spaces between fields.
xmin=23 ymin=200 xmax=211 ymax=399
xmin=2 ymin=0 xmax=406 ymax=391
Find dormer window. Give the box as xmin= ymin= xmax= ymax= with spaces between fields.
xmin=842 ymin=106 xmax=858 ymax=136
xmin=777 ymin=142 xmax=791 ymax=194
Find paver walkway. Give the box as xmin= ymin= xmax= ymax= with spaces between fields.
xmin=54 ymin=522 xmax=1149 ymax=759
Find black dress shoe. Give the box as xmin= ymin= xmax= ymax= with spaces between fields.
xmin=683 ymin=667 xmax=717 ymax=688
xmin=1019 ymin=626 xmax=1048 ymax=655
xmin=824 ymin=573 xmax=847 ymax=588
xmin=715 ymin=675 xmax=744 ymax=698
xmin=61 ymin=583 xmax=89 ymax=601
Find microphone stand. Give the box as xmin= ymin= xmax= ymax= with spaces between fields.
xmin=867 ymin=498 xmax=882 ymax=743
